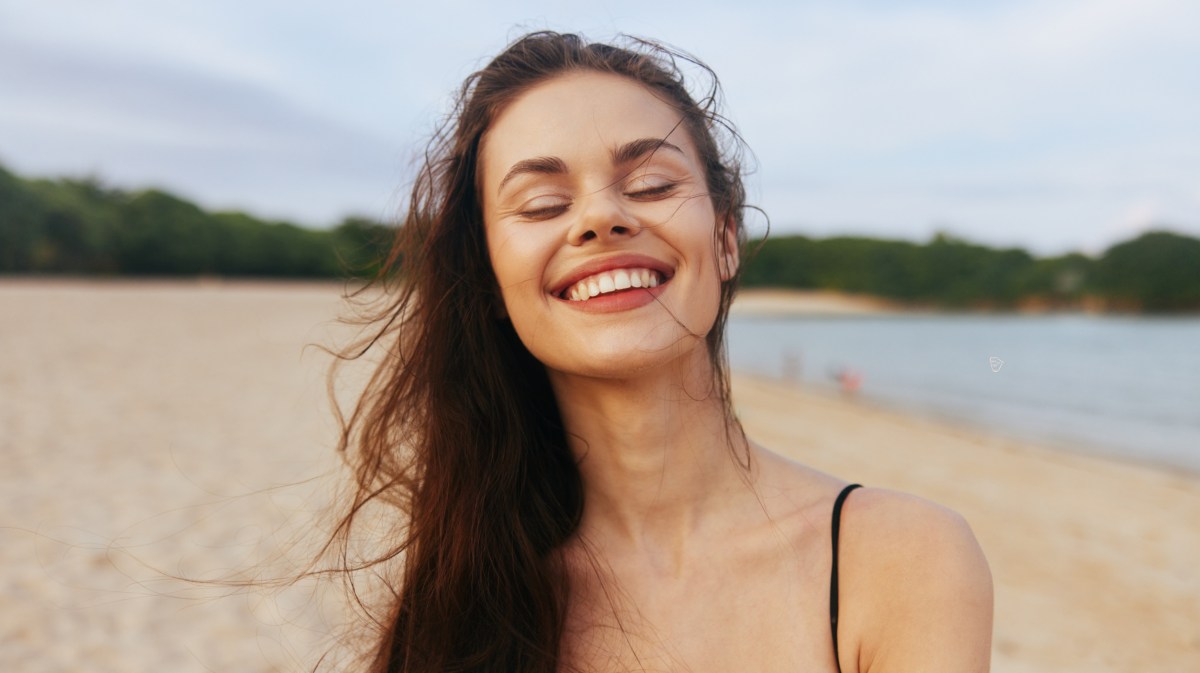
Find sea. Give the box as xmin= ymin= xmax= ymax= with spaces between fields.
xmin=727 ymin=313 xmax=1200 ymax=472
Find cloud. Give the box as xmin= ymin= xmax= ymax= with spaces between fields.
xmin=0 ymin=0 xmax=1197 ymax=249
xmin=684 ymin=0 xmax=1200 ymax=251
xmin=0 ymin=33 xmax=405 ymax=224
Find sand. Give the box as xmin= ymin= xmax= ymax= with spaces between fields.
xmin=731 ymin=288 xmax=902 ymax=316
xmin=1 ymin=280 xmax=1196 ymax=672
xmin=0 ymin=279 xmax=353 ymax=672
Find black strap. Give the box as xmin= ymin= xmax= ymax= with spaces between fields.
xmin=830 ymin=483 xmax=862 ymax=673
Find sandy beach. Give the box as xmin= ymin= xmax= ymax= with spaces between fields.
xmin=1 ymin=281 xmax=1196 ymax=672
xmin=730 ymin=288 xmax=903 ymax=316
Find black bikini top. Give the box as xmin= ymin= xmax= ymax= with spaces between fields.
xmin=830 ymin=483 xmax=862 ymax=673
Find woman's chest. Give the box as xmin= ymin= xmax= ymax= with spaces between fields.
xmin=559 ymin=552 xmax=839 ymax=673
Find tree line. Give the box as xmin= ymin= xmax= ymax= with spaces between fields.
xmin=2 ymin=164 xmax=1198 ymax=311
xmin=0 ymin=164 xmax=388 ymax=279
xmin=740 ymin=230 xmax=1200 ymax=312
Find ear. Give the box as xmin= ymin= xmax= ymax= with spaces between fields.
xmin=718 ymin=215 xmax=740 ymax=282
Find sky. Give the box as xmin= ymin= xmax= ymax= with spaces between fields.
xmin=2 ymin=0 xmax=1198 ymax=255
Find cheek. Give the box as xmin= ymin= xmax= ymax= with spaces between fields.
xmin=488 ymin=246 xmax=515 ymax=299
xmin=677 ymin=204 xmax=724 ymax=272
xmin=486 ymin=222 xmax=518 ymax=285
xmin=487 ymin=225 xmax=549 ymax=309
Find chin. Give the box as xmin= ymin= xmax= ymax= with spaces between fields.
xmin=540 ymin=330 xmax=711 ymax=381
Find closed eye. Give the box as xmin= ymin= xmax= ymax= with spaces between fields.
xmin=516 ymin=195 xmax=572 ymax=220
xmin=626 ymin=182 xmax=678 ymax=200
xmin=519 ymin=204 xmax=570 ymax=220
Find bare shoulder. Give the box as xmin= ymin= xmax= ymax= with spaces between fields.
xmin=839 ymin=487 xmax=986 ymax=563
xmin=839 ymin=488 xmax=993 ymax=673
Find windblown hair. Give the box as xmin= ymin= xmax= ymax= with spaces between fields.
xmin=329 ymin=31 xmax=749 ymax=673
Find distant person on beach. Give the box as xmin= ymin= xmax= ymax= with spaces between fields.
xmin=329 ymin=31 xmax=992 ymax=672
xmin=832 ymin=366 xmax=864 ymax=395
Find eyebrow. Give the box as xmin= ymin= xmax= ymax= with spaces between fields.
xmin=497 ymin=156 xmax=568 ymax=193
xmin=496 ymin=137 xmax=685 ymax=194
xmin=612 ymin=137 xmax=685 ymax=166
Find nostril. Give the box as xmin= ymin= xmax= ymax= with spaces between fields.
xmin=581 ymin=230 xmax=597 ymax=241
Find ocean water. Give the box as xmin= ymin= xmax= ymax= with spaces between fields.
xmin=727 ymin=314 xmax=1200 ymax=471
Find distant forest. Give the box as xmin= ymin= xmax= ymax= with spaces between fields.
xmin=3 ymin=164 xmax=1199 ymax=312
xmin=0 ymin=164 xmax=388 ymax=279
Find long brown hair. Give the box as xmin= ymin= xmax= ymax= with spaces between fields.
xmin=329 ymin=31 xmax=749 ymax=673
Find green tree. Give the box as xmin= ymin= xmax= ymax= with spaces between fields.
xmin=1094 ymin=231 xmax=1200 ymax=311
xmin=115 ymin=190 xmax=217 ymax=274
xmin=0 ymin=165 xmax=47 ymax=271
xmin=332 ymin=216 xmax=393 ymax=278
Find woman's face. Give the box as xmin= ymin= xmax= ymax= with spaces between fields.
xmin=479 ymin=71 xmax=736 ymax=380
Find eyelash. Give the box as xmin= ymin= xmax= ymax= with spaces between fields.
xmin=519 ymin=204 xmax=569 ymax=220
xmin=626 ymin=182 xmax=677 ymax=199
xmin=516 ymin=182 xmax=678 ymax=220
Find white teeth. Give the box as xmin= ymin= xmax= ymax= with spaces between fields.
xmin=563 ymin=267 xmax=665 ymax=302
xmin=614 ymin=269 xmax=631 ymax=290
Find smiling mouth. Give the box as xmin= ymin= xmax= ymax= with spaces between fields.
xmin=559 ymin=267 xmax=667 ymax=302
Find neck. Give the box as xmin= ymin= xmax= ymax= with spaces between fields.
xmin=548 ymin=353 xmax=753 ymax=561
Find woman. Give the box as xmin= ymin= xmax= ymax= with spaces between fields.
xmin=333 ymin=31 xmax=992 ymax=673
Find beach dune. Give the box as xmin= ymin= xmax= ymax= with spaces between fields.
xmin=0 ymin=281 xmax=1195 ymax=672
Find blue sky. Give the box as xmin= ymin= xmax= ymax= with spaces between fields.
xmin=2 ymin=0 xmax=1197 ymax=254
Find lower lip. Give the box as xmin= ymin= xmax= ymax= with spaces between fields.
xmin=555 ymin=283 xmax=668 ymax=313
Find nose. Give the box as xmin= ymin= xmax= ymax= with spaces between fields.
xmin=567 ymin=192 xmax=642 ymax=245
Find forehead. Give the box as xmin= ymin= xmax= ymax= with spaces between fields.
xmin=480 ymin=71 xmax=696 ymax=184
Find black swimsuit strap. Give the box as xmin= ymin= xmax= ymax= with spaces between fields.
xmin=830 ymin=483 xmax=862 ymax=673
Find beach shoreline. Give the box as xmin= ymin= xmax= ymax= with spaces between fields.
xmin=778 ymin=374 xmax=1200 ymax=479
xmin=731 ymin=288 xmax=903 ymax=316
xmin=1 ymin=280 xmax=1196 ymax=672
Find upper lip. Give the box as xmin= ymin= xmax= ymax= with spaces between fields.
xmin=549 ymin=253 xmax=675 ymax=297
